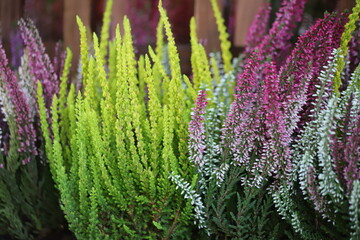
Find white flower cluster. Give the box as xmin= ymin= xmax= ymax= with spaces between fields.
xmin=18 ymin=51 xmax=37 ymax=119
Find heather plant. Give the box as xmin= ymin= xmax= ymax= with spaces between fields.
xmin=36 ymin=0 xmax=222 ymax=238
xmin=172 ymin=1 xmax=350 ymax=239
xmin=0 ymin=19 xmax=65 ymax=239
xmin=273 ymin=2 xmax=360 ymax=239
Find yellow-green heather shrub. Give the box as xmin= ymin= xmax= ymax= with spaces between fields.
xmin=37 ymin=0 xmax=230 ymax=239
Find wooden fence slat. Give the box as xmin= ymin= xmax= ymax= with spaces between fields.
xmin=111 ymin=0 xmax=129 ymax=36
xmin=234 ymin=0 xmax=265 ymax=47
xmin=337 ymin=0 xmax=356 ymax=11
xmin=63 ymin=0 xmax=91 ymax=70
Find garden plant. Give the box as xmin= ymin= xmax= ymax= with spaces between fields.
xmin=0 ymin=0 xmax=359 ymax=239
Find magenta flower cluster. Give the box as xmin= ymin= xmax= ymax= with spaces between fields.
xmin=0 ymin=44 xmax=37 ymax=165
xmin=0 ymin=19 xmax=62 ymax=166
xmin=19 ymin=19 xmax=59 ymax=108
xmin=189 ymin=90 xmax=208 ymax=168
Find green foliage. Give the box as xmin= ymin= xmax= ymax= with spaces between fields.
xmin=201 ymin=167 xmax=286 ymax=240
xmin=334 ymin=0 xmax=360 ymax=95
xmin=38 ymin=1 xmax=211 ymax=239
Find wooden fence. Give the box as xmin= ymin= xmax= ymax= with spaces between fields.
xmin=0 ymin=0 xmax=357 ymax=69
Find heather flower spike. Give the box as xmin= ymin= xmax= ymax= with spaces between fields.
xmin=256 ymin=0 xmax=307 ymax=63
xmin=189 ymin=90 xmax=208 ymax=168
xmin=19 ymin=18 xmax=59 ymax=108
xmin=244 ymin=1 xmax=271 ymax=56
xmin=0 ymin=43 xmax=37 ymax=164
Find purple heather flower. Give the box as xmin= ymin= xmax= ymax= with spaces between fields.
xmin=53 ymin=41 xmax=66 ymax=79
xmin=223 ymin=51 xmax=265 ymax=183
xmin=256 ymin=0 xmax=307 ymax=65
xmin=344 ymin=109 xmax=360 ymax=194
xmin=278 ymin=13 xmax=347 ymax=133
xmin=10 ymin=29 xmax=24 ymax=68
xmin=244 ymin=2 xmax=271 ymax=57
xmin=258 ymin=61 xmax=292 ymax=182
xmin=0 ymin=43 xmax=38 ymax=163
xmin=306 ymin=165 xmax=326 ymax=212
xmin=189 ymin=90 xmax=208 ymax=167
xmin=19 ymin=19 xmax=59 ymax=108
xmin=300 ymin=13 xmax=347 ymax=126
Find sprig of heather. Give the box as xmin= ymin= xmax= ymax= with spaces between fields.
xmin=244 ymin=2 xmax=271 ymax=57
xmin=294 ymin=49 xmax=340 ymax=210
xmin=257 ymin=0 xmax=306 ymax=63
xmin=19 ymin=19 xmax=58 ymax=108
xmin=334 ymin=0 xmax=360 ymax=95
xmin=223 ymin=51 xmax=264 ymax=172
xmin=10 ymin=29 xmax=24 ymax=68
xmin=169 ymin=173 xmax=207 ymax=230
xmin=0 ymin=43 xmax=37 ymax=164
xmin=278 ymin=13 xmax=346 ymax=100
xmin=252 ymin=61 xmax=292 ymax=186
xmin=343 ymin=112 xmax=360 ymax=193
xmin=18 ymin=52 xmax=37 ymax=119
xmin=189 ymin=90 xmax=207 ymax=168
xmin=276 ymin=13 xmax=347 ymax=140
xmin=53 ymin=42 xmax=66 ymax=79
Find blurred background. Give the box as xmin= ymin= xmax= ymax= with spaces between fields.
xmin=0 ymin=0 xmax=355 ymax=74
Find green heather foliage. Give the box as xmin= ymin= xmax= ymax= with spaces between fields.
xmin=36 ymin=0 xmax=233 ymax=238
xmin=2 ymin=0 xmax=356 ymax=239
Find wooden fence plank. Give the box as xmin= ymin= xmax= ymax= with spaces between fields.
xmin=111 ymin=0 xmax=129 ymax=36
xmin=234 ymin=0 xmax=265 ymax=47
xmin=337 ymin=0 xmax=356 ymax=11
xmin=63 ymin=0 xmax=91 ymax=70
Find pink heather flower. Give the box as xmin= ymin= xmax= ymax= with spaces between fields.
xmin=10 ymin=29 xmax=24 ymax=68
xmin=331 ymin=96 xmax=354 ymax=189
xmin=189 ymin=90 xmax=208 ymax=167
xmin=244 ymin=2 xmax=271 ymax=57
xmin=299 ymin=13 xmax=347 ymax=127
xmin=53 ymin=41 xmax=66 ymax=79
xmin=19 ymin=19 xmax=59 ymax=108
xmin=223 ymin=51 xmax=265 ymax=179
xmin=257 ymin=0 xmax=307 ymax=64
xmin=306 ymin=165 xmax=326 ymax=212
xmin=278 ymin=13 xmax=347 ymax=132
xmin=0 ymin=43 xmax=38 ymax=163
xmin=256 ymin=61 xmax=292 ymax=183
xmin=344 ymin=110 xmax=360 ymax=194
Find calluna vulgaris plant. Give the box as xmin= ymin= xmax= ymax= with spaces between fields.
xmin=2 ymin=0 xmax=359 ymax=239
xmin=172 ymin=0 xmax=359 ymax=239
xmin=273 ymin=1 xmax=360 ymax=239
xmin=37 ymin=0 xmax=231 ymax=238
xmin=0 ymin=19 xmax=65 ymax=239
